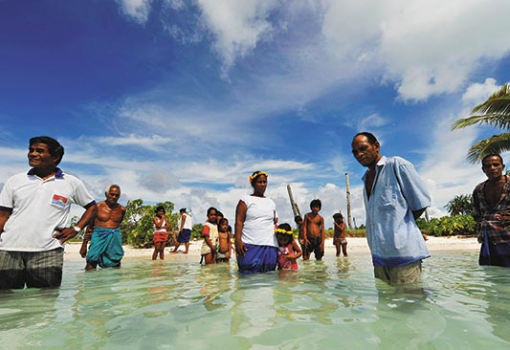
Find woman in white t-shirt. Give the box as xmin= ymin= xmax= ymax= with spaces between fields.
xmin=235 ymin=170 xmax=278 ymax=273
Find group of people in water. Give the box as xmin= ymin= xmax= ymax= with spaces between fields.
xmin=147 ymin=169 xmax=349 ymax=274
xmin=191 ymin=171 xmax=349 ymax=273
xmin=1 ymin=133 xmax=509 ymax=290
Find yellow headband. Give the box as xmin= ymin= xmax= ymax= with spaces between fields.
xmin=275 ymin=228 xmax=293 ymax=235
xmin=249 ymin=171 xmax=268 ymax=183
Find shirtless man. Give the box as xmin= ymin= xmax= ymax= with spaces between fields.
xmin=80 ymin=184 xmax=126 ymax=270
xmin=302 ymin=199 xmax=325 ymax=261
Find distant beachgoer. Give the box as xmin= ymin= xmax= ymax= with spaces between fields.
xmin=216 ymin=218 xmax=232 ymax=263
xmin=81 ymin=184 xmax=126 ymax=270
xmin=275 ymin=223 xmax=302 ymax=271
xmin=473 ymin=154 xmax=510 ymax=267
xmin=352 ymin=132 xmax=431 ymax=285
xmin=302 ymin=199 xmax=325 ymax=261
xmin=152 ymin=206 xmax=169 ymax=260
xmin=201 ymin=207 xmax=219 ymax=265
xmin=0 ymin=136 xmax=97 ymax=289
xmin=172 ymin=208 xmax=193 ymax=254
xmin=235 ymin=170 xmax=278 ymax=274
xmin=333 ymin=213 xmax=348 ymax=257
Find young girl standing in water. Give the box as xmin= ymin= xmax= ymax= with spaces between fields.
xmin=200 ymin=207 xmax=218 ymax=265
xmin=216 ymin=218 xmax=232 ymax=263
xmin=152 ymin=206 xmax=169 ymax=260
xmin=333 ymin=213 xmax=348 ymax=257
xmin=276 ymin=223 xmax=302 ymax=271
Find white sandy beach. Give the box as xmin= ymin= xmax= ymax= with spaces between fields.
xmin=63 ymin=236 xmax=480 ymax=262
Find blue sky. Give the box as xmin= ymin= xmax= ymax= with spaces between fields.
xmin=1 ymin=0 xmax=510 ymax=228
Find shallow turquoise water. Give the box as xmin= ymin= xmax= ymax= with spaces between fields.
xmin=1 ymin=251 xmax=510 ymax=349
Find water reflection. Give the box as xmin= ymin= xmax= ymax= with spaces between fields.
xmin=1 ymin=252 xmax=510 ymax=349
xmin=481 ymin=267 xmax=510 ymax=343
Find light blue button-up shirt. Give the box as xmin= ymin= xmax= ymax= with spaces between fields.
xmin=362 ymin=156 xmax=431 ymax=267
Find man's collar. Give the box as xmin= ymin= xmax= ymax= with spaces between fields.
xmin=362 ymin=156 xmax=386 ymax=181
xmin=376 ymin=156 xmax=387 ymax=167
xmin=27 ymin=168 xmax=64 ymax=178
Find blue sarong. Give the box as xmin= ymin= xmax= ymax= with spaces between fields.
xmin=86 ymin=227 xmax=124 ymax=268
xmin=479 ymin=228 xmax=510 ymax=267
xmin=237 ymin=244 xmax=278 ymax=274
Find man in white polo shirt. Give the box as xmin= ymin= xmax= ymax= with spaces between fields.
xmin=0 ymin=136 xmax=97 ymax=289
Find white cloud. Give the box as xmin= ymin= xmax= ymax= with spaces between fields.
xmin=96 ymin=134 xmax=173 ymax=151
xmin=117 ymin=0 xmax=151 ymax=24
xmin=196 ymin=0 xmax=279 ymax=74
xmin=379 ymin=0 xmax=510 ymax=101
xmin=419 ymin=102 xmax=486 ymax=217
xmin=117 ymin=0 xmax=510 ymax=103
xmin=321 ymin=0 xmax=510 ymax=101
xmin=357 ymin=113 xmax=389 ymax=132
xmin=462 ymin=78 xmax=500 ymax=107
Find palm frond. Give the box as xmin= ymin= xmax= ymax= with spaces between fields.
xmin=466 ymin=132 xmax=510 ymax=163
xmin=452 ymin=84 xmax=510 ymax=131
xmin=450 ymin=115 xmax=509 ymax=130
xmin=472 ymin=83 xmax=510 ymax=115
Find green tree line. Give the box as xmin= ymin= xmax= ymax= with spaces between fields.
xmin=73 ymin=199 xmax=204 ymax=248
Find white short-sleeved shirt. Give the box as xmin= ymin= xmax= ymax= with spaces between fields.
xmin=181 ymin=213 xmax=193 ymax=230
xmin=240 ymin=195 xmax=278 ymax=247
xmin=0 ymin=169 xmax=96 ymax=252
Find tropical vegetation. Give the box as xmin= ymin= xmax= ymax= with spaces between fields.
xmin=452 ymin=83 xmax=510 ymax=163
xmin=416 ymin=215 xmax=476 ymax=237
xmin=444 ymin=194 xmax=473 ymax=216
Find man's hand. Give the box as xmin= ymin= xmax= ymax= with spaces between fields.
xmin=79 ymin=244 xmax=88 ymax=258
xmin=496 ymin=211 xmax=510 ymax=221
xmin=83 ymin=231 xmax=92 ymax=241
xmin=53 ymin=227 xmax=78 ymax=244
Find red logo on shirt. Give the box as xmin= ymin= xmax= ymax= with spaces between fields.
xmin=51 ymin=194 xmax=68 ymax=208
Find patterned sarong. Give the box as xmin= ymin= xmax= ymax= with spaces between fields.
xmin=86 ymin=227 xmax=124 ymax=268
xmin=236 ymin=244 xmax=278 ymax=274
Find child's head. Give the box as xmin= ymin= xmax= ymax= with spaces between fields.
xmin=155 ymin=205 xmax=165 ymax=216
xmin=227 ymin=225 xmax=232 ymax=233
xmin=206 ymin=207 xmax=218 ymax=224
xmin=218 ymin=218 xmax=229 ymax=232
xmin=216 ymin=210 xmax=224 ymax=224
xmin=275 ymin=223 xmax=294 ymax=246
xmin=294 ymin=215 xmax=303 ymax=225
xmin=310 ymin=199 xmax=322 ymax=212
xmin=333 ymin=212 xmax=343 ymax=222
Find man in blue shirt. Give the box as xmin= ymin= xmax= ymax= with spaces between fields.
xmin=351 ymin=132 xmax=431 ymax=285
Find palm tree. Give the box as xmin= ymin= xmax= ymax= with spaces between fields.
xmin=451 ymin=83 xmax=510 ymax=163
xmin=445 ymin=194 xmax=473 ymax=216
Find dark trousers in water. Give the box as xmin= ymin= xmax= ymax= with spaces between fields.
xmin=479 ymin=234 xmax=510 ymax=267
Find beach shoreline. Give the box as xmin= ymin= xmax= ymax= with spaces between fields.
xmin=64 ymin=235 xmax=480 ymax=262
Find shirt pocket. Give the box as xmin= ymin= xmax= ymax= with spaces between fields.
xmin=50 ymin=192 xmax=69 ymax=210
xmin=377 ymin=186 xmax=398 ymax=208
